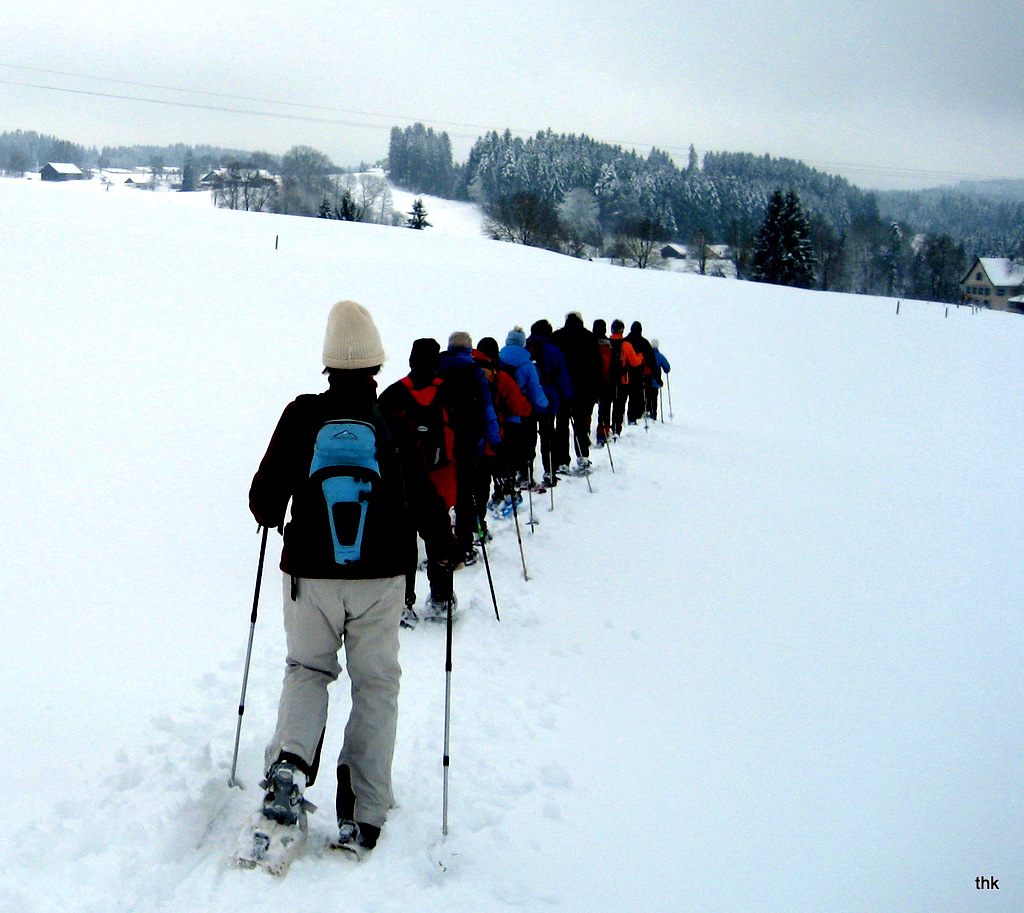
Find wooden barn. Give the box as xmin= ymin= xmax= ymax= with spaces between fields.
xmin=40 ymin=162 xmax=85 ymax=182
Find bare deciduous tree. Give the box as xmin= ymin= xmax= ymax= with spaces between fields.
xmin=212 ymin=163 xmax=276 ymax=212
xmin=332 ymin=173 xmax=394 ymax=224
xmin=617 ymin=218 xmax=666 ymax=268
xmin=558 ymin=188 xmax=600 ymax=257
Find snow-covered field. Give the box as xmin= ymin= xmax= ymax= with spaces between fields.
xmin=1 ymin=176 xmax=1021 ymax=913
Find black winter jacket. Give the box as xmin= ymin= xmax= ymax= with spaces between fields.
xmin=551 ymin=319 xmax=603 ymax=406
xmin=249 ymin=374 xmax=416 ymax=579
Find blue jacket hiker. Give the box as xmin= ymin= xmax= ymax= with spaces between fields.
xmin=526 ymin=321 xmax=573 ymax=417
xmin=647 ymin=337 xmax=672 ymax=420
xmin=526 ymin=319 xmax=573 ymax=486
xmin=499 ymin=327 xmax=548 ymax=418
xmin=500 ymin=326 xmax=549 ymax=487
xmin=438 ymin=331 xmax=501 ymax=560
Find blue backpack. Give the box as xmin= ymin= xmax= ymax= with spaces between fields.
xmin=309 ymin=419 xmax=381 ymax=565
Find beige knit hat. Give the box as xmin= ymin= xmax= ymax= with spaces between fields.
xmin=322 ymin=300 xmax=386 ymax=370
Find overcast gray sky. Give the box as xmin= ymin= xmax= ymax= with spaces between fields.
xmin=1 ymin=0 xmax=1021 ymax=190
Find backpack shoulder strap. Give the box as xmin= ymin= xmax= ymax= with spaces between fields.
xmin=402 ymin=375 xmax=442 ymax=406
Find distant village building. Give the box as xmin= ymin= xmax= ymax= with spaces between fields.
xmin=199 ymin=167 xmax=277 ymax=188
xmin=40 ymin=163 xmax=84 ymax=182
xmin=658 ymin=242 xmax=738 ymax=278
xmin=961 ymin=257 xmax=1024 ymax=312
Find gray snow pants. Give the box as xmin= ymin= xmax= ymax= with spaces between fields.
xmin=265 ymin=574 xmax=404 ymax=828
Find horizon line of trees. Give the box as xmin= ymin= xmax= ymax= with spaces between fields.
xmin=387 ymin=124 xmax=1018 ymax=302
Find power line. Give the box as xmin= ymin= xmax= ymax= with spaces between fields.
xmin=0 ymin=62 xmax=490 ymax=135
xmin=0 ymin=61 xmax=669 ymax=151
xmin=1 ymin=62 xmax=1018 ymax=184
xmin=0 ymin=77 xmax=467 ymax=137
xmin=797 ymin=157 xmax=1018 ymax=185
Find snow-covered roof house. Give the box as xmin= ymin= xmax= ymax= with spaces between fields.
xmin=961 ymin=257 xmax=1024 ymax=312
xmin=660 ymin=243 xmax=688 ymax=259
xmin=40 ymin=162 xmax=84 ymax=181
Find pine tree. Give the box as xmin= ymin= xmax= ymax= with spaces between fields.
xmin=181 ymin=150 xmax=197 ymax=192
xmin=751 ymin=190 xmax=787 ymax=284
xmin=751 ymin=189 xmax=816 ymax=288
xmin=407 ymin=198 xmax=431 ymax=229
xmin=781 ymin=190 xmax=817 ymax=288
xmin=687 ymin=143 xmax=699 ymax=174
xmin=337 ymin=189 xmax=363 ymax=222
xmin=910 ymin=234 xmax=966 ymax=302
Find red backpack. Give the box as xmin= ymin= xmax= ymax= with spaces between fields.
xmin=400 ymin=377 xmax=457 ymax=508
xmin=597 ymin=339 xmax=612 ymax=382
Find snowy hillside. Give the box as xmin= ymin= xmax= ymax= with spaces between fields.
xmin=388 ymin=185 xmax=486 ymax=238
xmin=1 ymin=177 xmax=1021 ymax=913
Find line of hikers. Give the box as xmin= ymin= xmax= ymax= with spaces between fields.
xmin=378 ymin=312 xmax=671 ymax=623
xmin=246 ymin=302 xmax=670 ymax=857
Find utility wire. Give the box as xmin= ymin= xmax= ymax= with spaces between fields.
xmin=0 ymin=62 xmax=490 ymax=134
xmin=0 ymin=77 xmax=475 ymax=137
xmin=1 ymin=62 xmax=1018 ymax=184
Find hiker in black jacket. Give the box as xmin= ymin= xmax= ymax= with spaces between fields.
xmin=248 ymin=300 xmax=418 ymax=857
xmin=551 ymin=311 xmax=602 ymax=471
xmin=378 ymin=337 xmax=463 ymax=622
xmin=592 ymin=319 xmax=614 ymax=446
xmin=624 ymin=320 xmax=655 ymax=425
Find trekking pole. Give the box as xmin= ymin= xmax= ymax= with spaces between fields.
xmin=660 ymin=388 xmax=665 ymax=423
xmin=442 ymin=594 xmax=454 ymax=836
xmin=526 ymin=464 xmax=537 ymax=532
xmin=547 ymin=437 xmax=555 ymax=512
xmin=474 ymin=505 xmax=500 ymax=621
xmin=667 ymin=375 xmax=674 ymax=420
xmin=229 ymin=524 xmax=269 ymax=788
xmin=479 ymin=533 xmax=500 ymax=621
xmin=506 ymin=474 xmax=530 ymax=581
xmin=606 ymin=436 xmax=616 ymax=473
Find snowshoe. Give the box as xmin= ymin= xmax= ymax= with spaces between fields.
xmin=562 ymin=457 xmax=593 ymax=476
xmin=490 ymin=492 xmax=522 ymax=519
xmin=400 ymin=600 xmax=419 ymax=629
xmin=422 ymin=593 xmax=458 ymax=623
xmin=235 ymin=810 xmax=309 ymax=875
xmin=330 ymin=819 xmax=381 ymax=861
xmin=237 ymin=761 xmax=317 ymax=875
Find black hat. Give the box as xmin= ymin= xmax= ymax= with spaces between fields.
xmin=477 ymin=336 xmax=500 ymax=360
xmin=409 ymin=337 xmax=440 ymax=372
